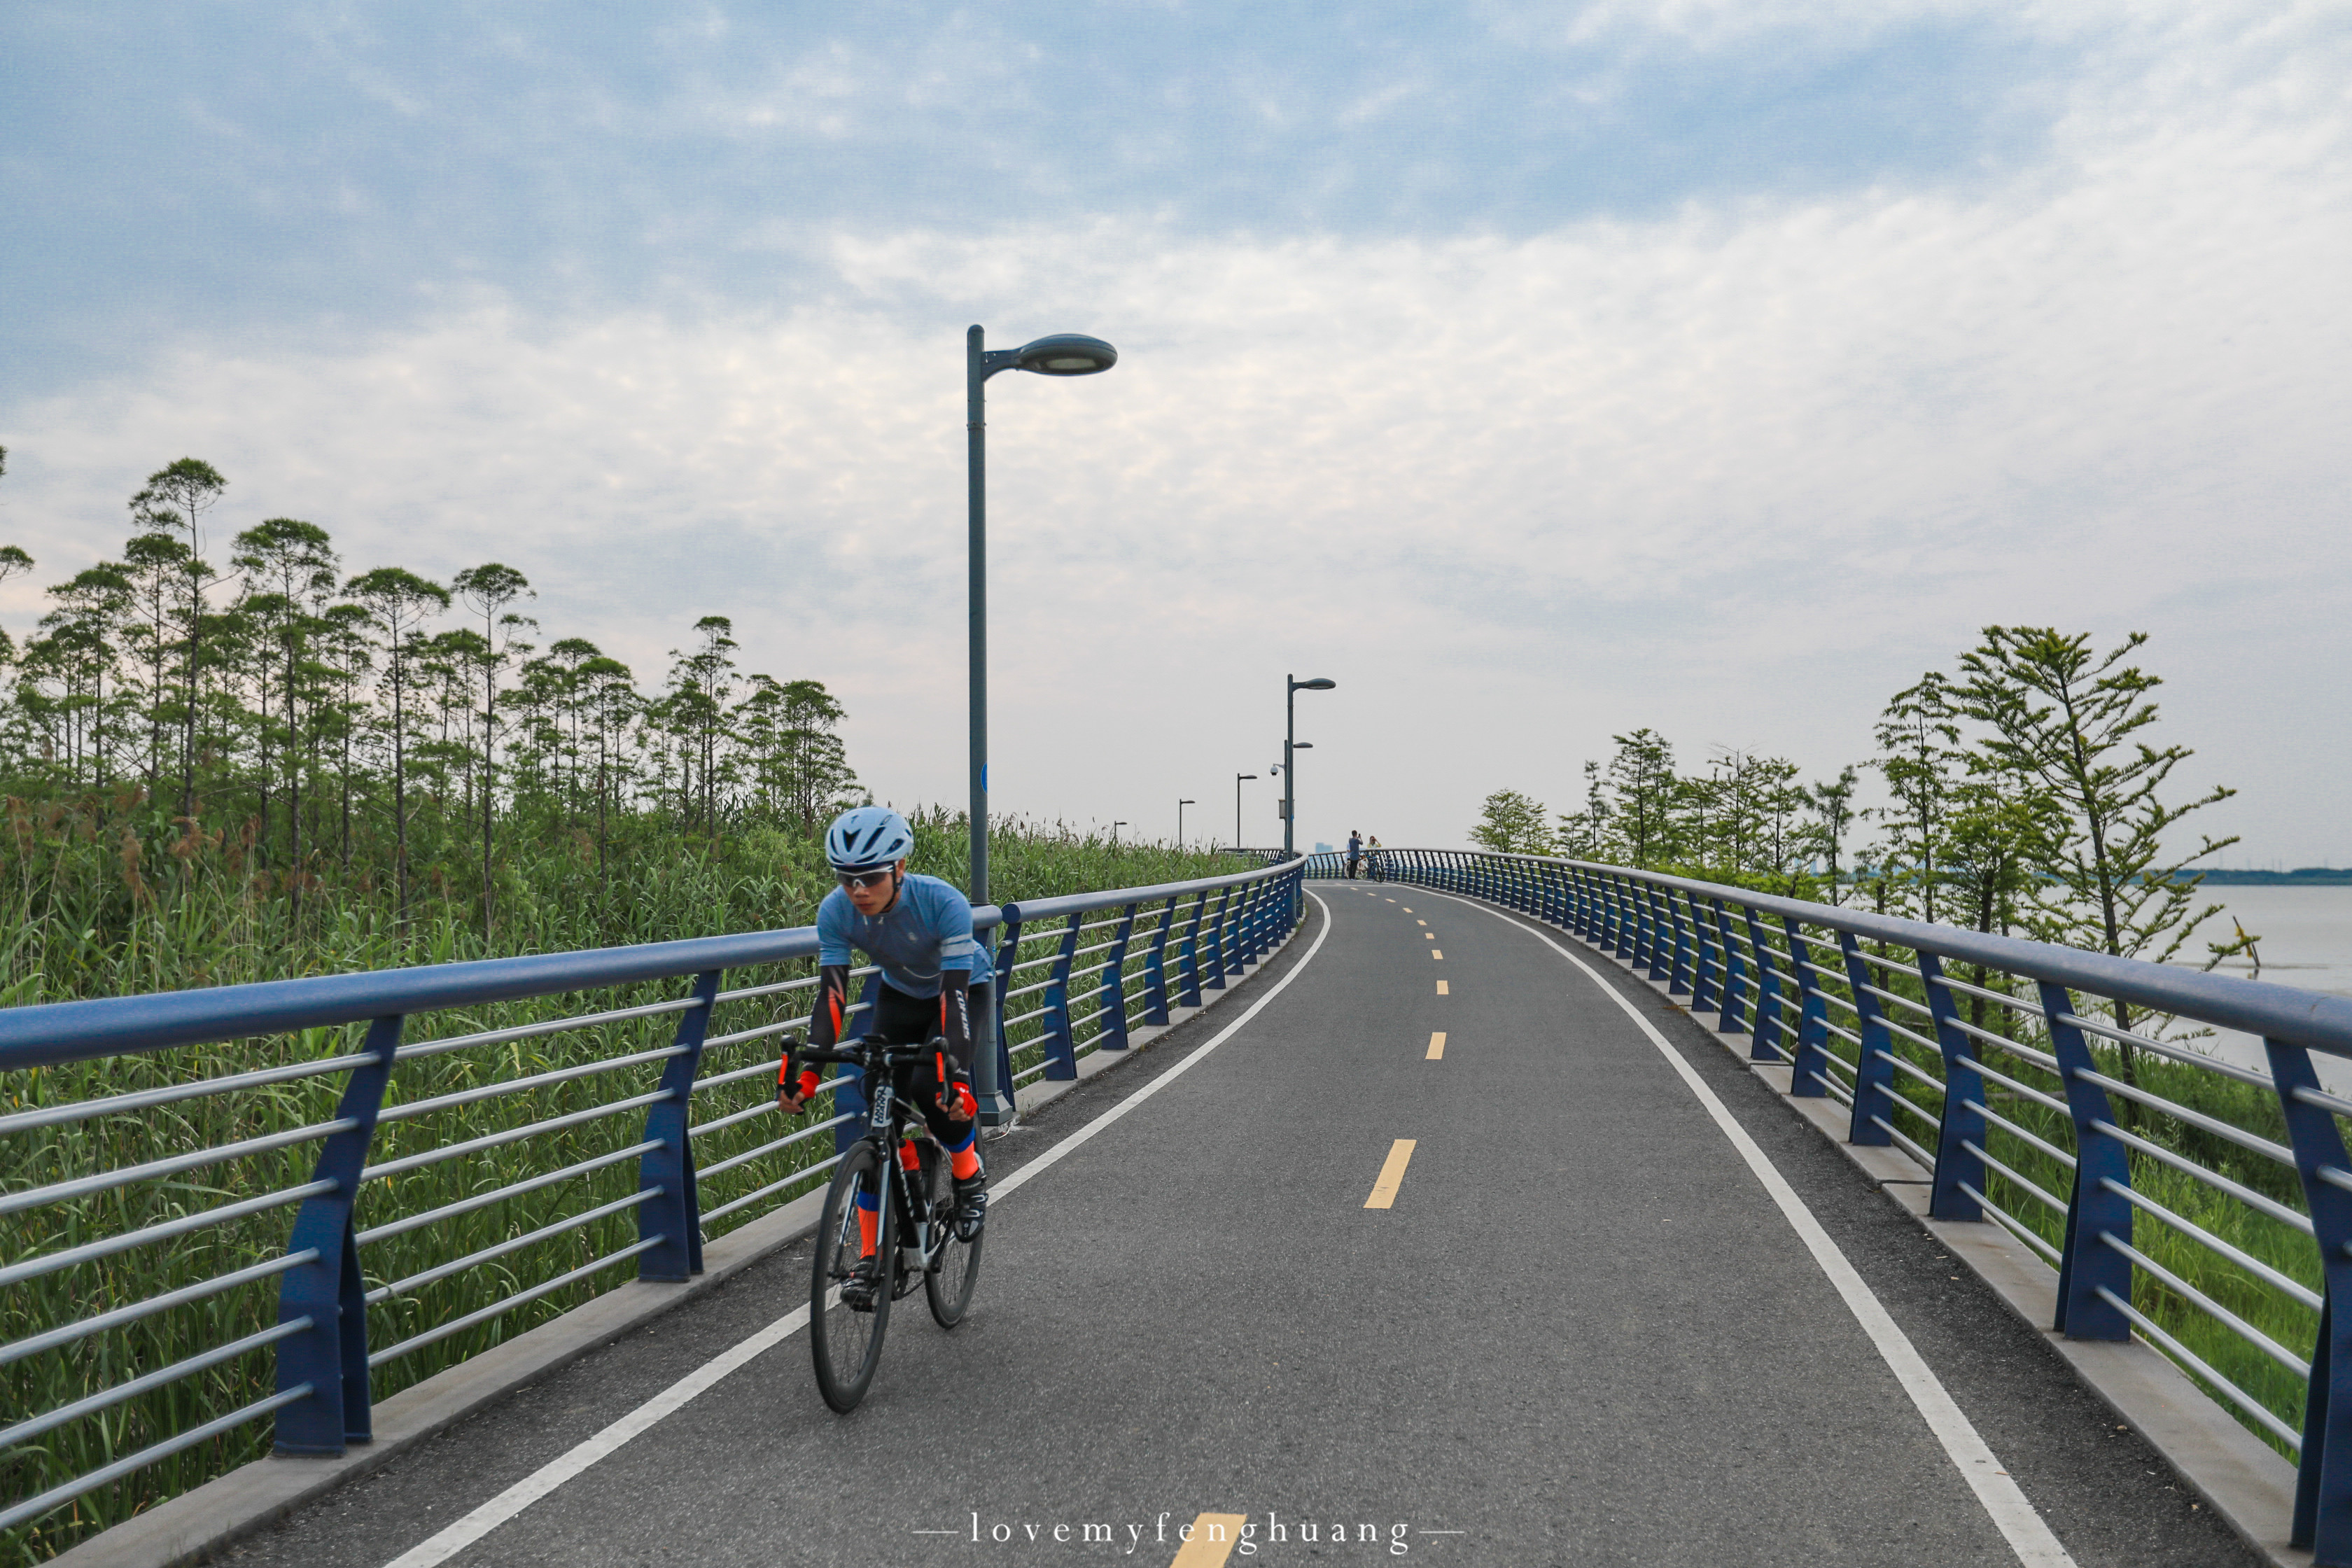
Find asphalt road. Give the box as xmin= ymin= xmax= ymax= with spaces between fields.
xmin=211 ymin=886 xmax=2264 ymax=1568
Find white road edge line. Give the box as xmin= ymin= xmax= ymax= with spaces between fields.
xmin=1426 ymin=889 xmax=2078 ymax=1568
xmin=378 ymin=894 xmax=1336 ymax=1568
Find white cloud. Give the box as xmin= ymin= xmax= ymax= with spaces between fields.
xmin=4 ymin=1 xmax=2347 ymax=859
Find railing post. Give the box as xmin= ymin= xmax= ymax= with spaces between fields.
xmin=1609 ymin=873 xmax=1637 ymax=961
xmin=1690 ymin=892 xmax=1721 ymax=1016
xmin=1644 ymin=886 xmax=1672 ymax=982
xmin=1196 ymin=886 xmax=1228 ymax=990
xmin=1247 ymin=877 xmax=1273 ymax=962
xmin=637 ymin=967 xmax=720 ymax=1282
xmin=2265 ymin=1038 xmax=2352 ymax=1558
xmin=1744 ymin=906 xmax=1788 ymax=1064
xmin=1666 ymin=887 xmax=1695 ymax=996
xmin=1714 ymin=900 xmax=1749 ymax=1037
xmin=274 ymin=1013 xmax=400 ymax=1456
xmin=987 ymin=913 xmax=1022 ymax=1121
xmin=1785 ymin=916 xmax=1830 ymax=1099
xmin=1177 ymin=889 xmax=1210 ymax=1007
xmin=1633 ymin=885 xmax=1662 ymax=980
xmin=1043 ymin=913 xmax=1082 ymax=1078
xmin=1917 ymin=953 xmax=1982 ymax=1222
xmin=1100 ymin=902 xmax=1140 ymax=1049
xmin=1143 ymin=897 xmax=1175 ymax=1026
xmin=2038 ymin=981 xmax=2133 ymax=1340
xmin=1840 ymin=932 xmax=1896 ymax=1147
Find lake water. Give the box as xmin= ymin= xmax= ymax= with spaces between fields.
xmin=2171 ymin=885 xmax=2352 ymax=1084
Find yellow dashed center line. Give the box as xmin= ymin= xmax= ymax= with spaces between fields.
xmin=1436 ymin=980 xmax=1449 ymax=995
xmin=1423 ymin=932 xmax=1434 ymax=940
xmin=1431 ymin=949 xmax=1443 ymax=960
xmin=1168 ymin=1512 xmax=1250 ymax=1567
xmin=1427 ymin=1031 xmax=1446 ymax=1060
xmin=1364 ymin=1140 xmax=1417 ymax=1208
xmin=1416 ymin=918 xmax=1427 ymax=925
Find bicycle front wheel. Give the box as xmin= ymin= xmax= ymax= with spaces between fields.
xmin=810 ymin=1140 xmax=896 ymax=1413
xmin=922 ymin=1142 xmax=985 ymax=1329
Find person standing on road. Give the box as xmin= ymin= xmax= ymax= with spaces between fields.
xmin=1365 ymin=833 xmax=1383 ymax=881
xmin=1346 ymin=829 xmax=1363 ymax=879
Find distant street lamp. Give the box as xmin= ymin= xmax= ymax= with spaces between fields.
xmin=1282 ymin=674 xmax=1336 ymax=858
xmin=1234 ymin=774 xmax=1258 ymax=849
xmin=1110 ymin=820 xmax=1128 ymax=846
xmin=1177 ymin=799 xmax=1196 ymax=850
xmin=967 ymin=325 xmax=1119 ymax=1128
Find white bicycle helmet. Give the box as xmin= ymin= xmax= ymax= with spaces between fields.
xmin=825 ymin=806 xmax=914 ymax=872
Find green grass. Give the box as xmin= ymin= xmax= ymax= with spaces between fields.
xmin=1 ymin=799 xmax=1253 ymax=1562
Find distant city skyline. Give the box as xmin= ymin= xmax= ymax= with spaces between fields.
xmin=4 ymin=2 xmax=2346 ymax=862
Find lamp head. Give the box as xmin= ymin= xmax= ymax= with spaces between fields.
xmin=1014 ymin=333 xmax=1119 ymax=377
xmin=1238 ymin=774 xmax=1258 ymax=780
xmin=1292 ymin=677 xmax=1336 ymax=692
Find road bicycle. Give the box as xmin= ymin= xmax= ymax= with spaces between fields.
xmin=795 ymin=1033 xmax=986 ymax=1413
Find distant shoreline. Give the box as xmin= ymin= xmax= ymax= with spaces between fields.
xmin=2181 ymin=869 xmax=2352 ymax=886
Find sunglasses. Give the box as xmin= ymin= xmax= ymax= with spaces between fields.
xmin=837 ymin=867 xmax=895 ymax=890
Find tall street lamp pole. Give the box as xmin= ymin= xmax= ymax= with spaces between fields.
xmin=1234 ymin=774 xmax=1256 ymax=849
xmin=1282 ymin=675 xmax=1336 ymax=856
xmin=968 ymin=325 xmax=1119 ymax=1126
xmin=1178 ymin=799 xmax=1196 ymax=850
xmin=1111 ymin=820 xmax=1127 ymax=846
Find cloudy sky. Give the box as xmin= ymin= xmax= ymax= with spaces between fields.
xmin=4 ymin=1 xmax=2346 ymax=862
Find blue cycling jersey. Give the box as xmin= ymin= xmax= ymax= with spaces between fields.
xmin=816 ymin=872 xmax=976 ymax=999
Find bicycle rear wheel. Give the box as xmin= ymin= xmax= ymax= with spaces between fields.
xmin=922 ymin=1142 xmax=984 ymax=1329
xmin=810 ymin=1140 xmax=896 ymax=1413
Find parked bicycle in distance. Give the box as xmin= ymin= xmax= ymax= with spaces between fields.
xmin=794 ymin=1032 xmax=986 ymax=1413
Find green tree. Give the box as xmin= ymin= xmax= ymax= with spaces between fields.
xmin=129 ymin=458 xmax=228 ymax=816
xmin=1873 ymin=672 xmax=1959 ymax=923
xmin=1802 ymin=765 xmax=1860 ymax=905
xmin=233 ymin=519 xmax=339 ymax=876
xmin=1470 ymin=788 xmax=1554 ymax=854
xmin=1604 ymin=728 xmax=1678 ymax=867
xmin=451 ymin=563 xmax=535 ymax=934
xmin=1954 ymin=627 xmax=2238 ymax=1060
xmin=1554 ymin=760 xmax=1609 ymax=860
xmin=346 ymin=567 xmax=450 ymax=919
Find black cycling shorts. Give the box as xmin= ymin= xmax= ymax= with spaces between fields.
xmin=864 ymin=983 xmax=976 ymax=1142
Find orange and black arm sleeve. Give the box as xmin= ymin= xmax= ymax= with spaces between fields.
xmin=780 ymin=964 xmax=851 ymax=1101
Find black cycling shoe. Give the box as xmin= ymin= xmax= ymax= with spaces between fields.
xmin=952 ymin=1171 xmax=988 ymax=1240
xmin=839 ymin=1256 xmax=881 ymax=1311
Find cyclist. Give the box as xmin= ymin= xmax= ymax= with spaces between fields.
xmin=778 ymin=806 xmax=988 ymax=1306
xmin=1365 ymin=833 xmax=1384 ymax=881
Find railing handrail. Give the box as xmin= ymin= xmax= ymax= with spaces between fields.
xmin=0 ymin=909 xmax=1009 ymax=1071
xmin=999 ymin=855 xmax=1298 ymax=924
xmin=1329 ymin=850 xmax=2352 ymax=1058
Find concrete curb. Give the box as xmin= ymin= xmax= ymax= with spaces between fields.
xmin=54 ymin=915 xmax=1310 ymax=1568
xmin=1465 ymin=892 xmax=2311 ymax=1568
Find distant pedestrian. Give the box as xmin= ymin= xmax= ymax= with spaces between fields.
xmin=1347 ymin=830 xmax=1363 ymax=879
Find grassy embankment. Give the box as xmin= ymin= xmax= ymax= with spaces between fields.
xmin=0 ymin=794 xmax=1247 ymax=1563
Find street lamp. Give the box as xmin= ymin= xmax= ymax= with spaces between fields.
xmin=1111 ymin=820 xmax=1127 ymax=845
xmin=1234 ymin=774 xmax=1257 ymax=849
xmin=1177 ymin=799 xmax=1196 ymax=850
xmin=968 ymin=325 xmax=1119 ymax=1126
xmin=1282 ymin=674 xmax=1335 ymax=856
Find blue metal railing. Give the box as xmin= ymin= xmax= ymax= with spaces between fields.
xmin=1312 ymin=847 xmax=2352 ymax=1562
xmin=0 ymin=856 xmax=1303 ymax=1546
